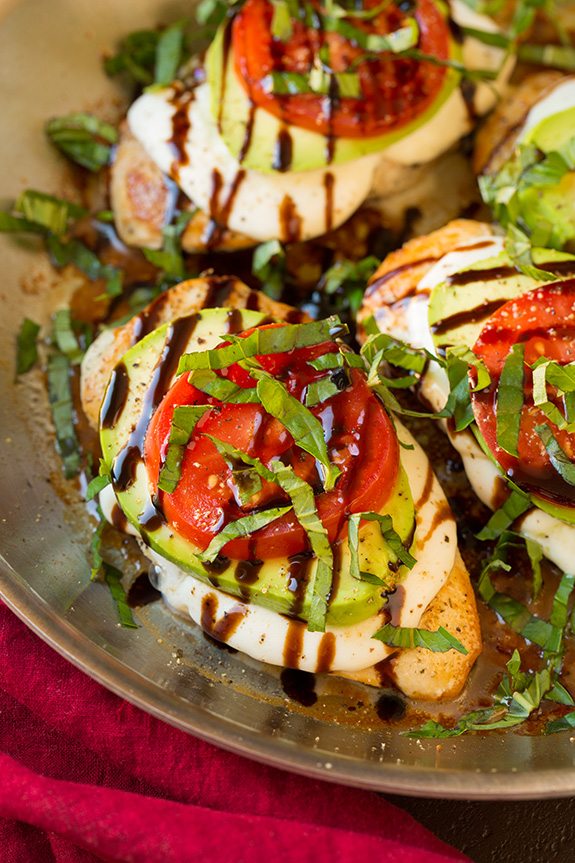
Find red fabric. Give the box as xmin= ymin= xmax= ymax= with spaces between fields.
xmin=0 ymin=602 xmax=470 ymax=863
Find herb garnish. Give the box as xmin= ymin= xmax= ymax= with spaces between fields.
xmin=47 ymin=352 xmax=81 ymax=479
xmin=46 ymin=113 xmax=118 ymax=172
xmin=198 ymin=506 xmax=293 ymax=563
xmin=348 ymin=511 xmax=415 ymax=582
xmin=157 ymin=405 xmax=212 ymax=493
xmin=15 ymin=318 xmax=41 ymax=376
xmin=373 ymin=622 xmax=468 ymax=654
xmin=495 ymin=343 xmax=525 ymax=457
xmin=206 ymin=436 xmax=335 ymax=631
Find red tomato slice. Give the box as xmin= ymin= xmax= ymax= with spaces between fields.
xmin=471 ymin=280 xmax=575 ymax=505
xmin=232 ymin=0 xmax=450 ymax=140
xmin=145 ymin=332 xmax=399 ymax=559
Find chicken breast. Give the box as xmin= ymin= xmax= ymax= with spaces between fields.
xmin=473 ymin=71 xmax=566 ymax=176
xmin=110 ymin=124 xmax=256 ymax=253
xmin=344 ymin=551 xmax=482 ymax=700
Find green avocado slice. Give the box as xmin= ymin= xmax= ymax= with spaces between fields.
xmin=100 ymin=307 xmax=415 ymax=626
xmin=428 ymin=246 xmax=575 ymax=355
xmin=206 ymin=20 xmax=460 ymax=174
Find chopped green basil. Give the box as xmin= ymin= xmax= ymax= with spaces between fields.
xmin=154 ymin=20 xmax=187 ymax=86
xmin=205 ymin=436 xmax=334 ymax=631
xmin=15 ymin=318 xmax=41 ymax=376
xmin=178 ymin=317 xmax=346 ymax=373
xmin=270 ymin=0 xmax=293 ymax=40
xmin=47 ymin=352 xmax=81 ymax=479
xmin=157 ymin=405 xmax=212 ymax=493
xmin=16 ymin=190 xmax=85 ymax=236
xmin=52 ymin=308 xmax=84 ymax=365
xmin=476 ymin=488 xmax=532 ymax=541
xmin=189 ymin=369 xmax=262 ymax=404
xmin=305 ymin=368 xmax=349 ymax=408
xmin=252 ymin=239 xmax=285 ymax=301
xmin=251 ymin=367 xmax=342 ymax=492
xmin=46 ymin=113 xmax=118 ymax=172
xmin=546 ymin=711 xmax=575 ymax=734
xmin=535 ymin=423 xmax=575 ymax=486
xmin=496 ymin=343 xmax=525 ymax=457
xmin=85 ymin=473 xmax=111 ymax=502
xmin=308 ymin=352 xmax=345 ymax=372
xmin=197 ymin=506 xmax=293 ymax=563
xmin=372 ymin=622 xmax=468 ymax=654
xmin=526 ymin=537 xmax=544 ymax=599
xmin=47 ymin=235 xmax=122 ymax=297
xmin=104 ymin=29 xmax=160 ymax=84
xmin=102 ymin=562 xmax=138 ymax=628
xmin=348 ymin=511 xmax=415 ymax=581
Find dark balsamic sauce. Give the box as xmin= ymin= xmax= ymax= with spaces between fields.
xmin=431 ymin=298 xmax=506 ymax=337
xmin=101 ymin=363 xmax=130 ymax=430
xmin=205 ymin=170 xmax=247 ymax=249
xmin=111 ymin=503 xmax=128 ymax=533
xmin=226 ymin=307 xmax=245 ymax=334
xmin=414 ymin=461 xmax=434 ymax=510
xmin=138 ymin=496 xmax=166 ymax=531
xmin=283 ymin=617 xmax=306 ymax=668
xmin=280 ymin=668 xmax=317 ymax=707
xmin=286 ymin=552 xmax=313 ymax=618
xmin=272 ymin=127 xmax=293 ymax=173
xmin=279 ymin=195 xmax=303 ymax=243
xmin=126 ymin=571 xmax=162 ymax=608
xmin=238 ymin=102 xmax=256 ymax=164
xmin=168 ymin=89 xmax=194 ymax=179
xmin=375 ymin=693 xmax=406 ymax=722
xmin=234 ymin=558 xmax=263 ymax=599
xmin=316 ymin=632 xmax=336 ymax=674
xmin=112 ymin=314 xmax=200 ymax=493
xmin=200 ymin=592 xmax=246 ymax=644
xmin=365 ymin=256 xmax=437 ymax=299
xmin=324 ymin=172 xmax=334 ymax=234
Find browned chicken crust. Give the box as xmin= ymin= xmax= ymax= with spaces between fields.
xmin=111 ymin=124 xmax=256 ymax=253
xmin=358 ymin=218 xmax=496 ymax=336
xmin=473 ymin=71 xmax=566 ymax=176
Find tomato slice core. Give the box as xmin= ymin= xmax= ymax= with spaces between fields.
xmin=144 ymin=329 xmax=399 ymax=559
xmin=232 ymin=0 xmax=450 ymax=140
xmin=471 ymin=280 xmax=575 ymax=506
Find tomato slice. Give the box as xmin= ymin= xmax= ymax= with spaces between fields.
xmin=144 ymin=329 xmax=399 ymax=559
xmin=232 ymin=0 xmax=450 ymax=140
xmin=471 ymin=280 xmax=575 ymax=505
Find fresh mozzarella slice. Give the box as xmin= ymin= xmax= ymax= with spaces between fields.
xmin=128 ymin=82 xmax=380 ymax=243
xmin=99 ymin=423 xmax=457 ymax=674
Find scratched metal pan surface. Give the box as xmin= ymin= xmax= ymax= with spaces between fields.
xmin=3 ymin=0 xmax=575 ymax=800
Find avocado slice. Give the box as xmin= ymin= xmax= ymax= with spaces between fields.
xmin=100 ymin=307 xmax=415 ymax=626
xmin=428 ymin=247 xmax=575 ymax=354
xmin=206 ymin=20 xmax=460 ymax=174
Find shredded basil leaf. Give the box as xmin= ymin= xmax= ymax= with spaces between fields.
xmin=546 ymin=711 xmax=575 ymax=734
xmin=47 ymin=234 xmax=122 ymax=297
xmin=46 ymin=113 xmax=118 ymax=172
xmin=373 ymin=622 xmax=468 ymax=654
xmin=47 ymin=352 xmax=81 ymax=479
xmin=15 ymin=190 xmax=85 ymax=236
xmin=496 ymin=343 xmax=525 ymax=457
xmin=52 ymin=308 xmax=84 ymax=365
xmin=16 ymin=318 xmax=41 ymax=376
xmin=536 ymin=423 xmax=575 ymax=486
xmin=178 ymin=317 xmax=346 ymax=373
xmin=308 ymin=352 xmax=345 ymax=372
xmin=271 ymin=0 xmax=293 ymax=40
xmin=197 ymin=506 xmax=292 ymax=563
xmin=251 ymin=367 xmax=342 ymax=492
xmin=157 ymin=405 xmax=213 ymax=493
xmin=476 ymin=488 xmax=532 ymax=541
xmin=205 ymin=436 xmax=334 ymax=631
xmin=154 ymin=20 xmax=187 ymax=86
xmin=85 ymin=473 xmax=111 ymax=502
xmin=526 ymin=538 xmax=544 ymax=599
xmin=104 ymin=29 xmax=160 ymax=84
xmin=348 ymin=511 xmax=415 ymax=581
xmin=189 ymin=369 xmax=262 ymax=404
xmin=252 ymin=239 xmax=285 ymax=301
xmin=305 ymin=369 xmax=349 ymax=408
xmin=102 ymin=562 xmax=138 ymax=628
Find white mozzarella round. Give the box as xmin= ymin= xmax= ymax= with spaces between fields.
xmin=102 ymin=423 xmax=456 ymax=674
xmin=128 ymin=82 xmax=380 ymax=243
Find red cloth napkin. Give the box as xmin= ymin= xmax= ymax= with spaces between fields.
xmin=0 ymin=602 xmax=470 ymax=863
